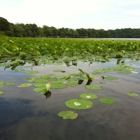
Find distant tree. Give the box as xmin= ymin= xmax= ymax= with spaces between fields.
xmin=0 ymin=17 xmax=10 ymax=34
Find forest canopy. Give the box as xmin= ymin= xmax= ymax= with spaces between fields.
xmin=0 ymin=17 xmax=140 ymax=38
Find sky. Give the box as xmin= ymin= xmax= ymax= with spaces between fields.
xmin=0 ymin=0 xmax=140 ymax=30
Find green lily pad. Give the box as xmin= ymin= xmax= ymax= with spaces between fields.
xmin=67 ymin=81 xmax=79 ymax=87
xmin=80 ymin=93 xmax=97 ymax=99
xmin=32 ymin=78 xmax=48 ymax=83
xmin=0 ymin=91 xmax=3 ymax=95
xmin=99 ymin=98 xmax=116 ymax=104
xmin=53 ymin=70 xmax=65 ymax=73
xmin=18 ymin=83 xmax=32 ymax=88
xmin=65 ymin=99 xmax=93 ymax=109
xmin=51 ymin=80 xmax=65 ymax=84
xmin=4 ymin=82 xmax=15 ymax=86
xmin=102 ymin=76 xmax=118 ymax=80
xmin=33 ymin=87 xmax=47 ymax=94
xmin=51 ymin=83 xmax=67 ymax=89
xmin=33 ymin=83 xmax=46 ymax=88
xmin=0 ymin=81 xmax=4 ymax=86
xmin=26 ymin=70 xmax=38 ymax=74
xmin=85 ymin=84 xmax=101 ymax=90
xmin=58 ymin=110 xmax=78 ymax=120
xmin=127 ymin=92 xmax=138 ymax=97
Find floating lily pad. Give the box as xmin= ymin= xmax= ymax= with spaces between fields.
xmin=53 ymin=70 xmax=65 ymax=73
xmin=32 ymin=78 xmax=48 ymax=83
xmin=18 ymin=83 xmax=32 ymax=88
xmin=26 ymin=70 xmax=38 ymax=74
xmin=85 ymin=84 xmax=101 ymax=90
xmin=4 ymin=82 xmax=15 ymax=86
xmin=127 ymin=92 xmax=138 ymax=97
xmin=58 ymin=110 xmax=78 ymax=120
xmin=65 ymin=99 xmax=93 ymax=109
xmin=51 ymin=80 xmax=65 ymax=84
xmin=0 ymin=91 xmax=3 ymax=95
xmin=80 ymin=93 xmax=97 ymax=99
xmin=67 ymin=81 xmax=79 ymax=87
xmin=51 ymin=83 xmax=67 ymax=89
xmin=102 ymin=76 xmax=118 ymax=80
xmin=0 ymin=81 xmax=4 ymax=86
xmin=55 ymin=75 xmax=67 ymax=79
xmin=33 ymin=87 xmax=47 ymax=94
xmin=99 ymin=98 xmax=116 ymax=104
xmin=33 ymin=83 xmax=46 ymax=87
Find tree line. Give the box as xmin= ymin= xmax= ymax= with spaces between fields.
xmin=0 ymin=17 xmax=140 ymax=38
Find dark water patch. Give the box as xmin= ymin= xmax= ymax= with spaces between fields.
xmin=0 ymin=98 xmax=33 ymax=129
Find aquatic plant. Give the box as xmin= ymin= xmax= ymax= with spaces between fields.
xmin=46 ymin=84 xmax=51 ymax=91
xmin=26 ymin=70 xmax=38 ymax=74
xmin=4 ymin=82 xmax=15 ymax=86
xmin=18 ymin=83 xmax=32 ymax=88
xmin=65 ymin=99 xmax=93 ymax=109
xmin=85 ymin=84 xmax=101 ymax=90
xmin=80 ymin=93 xmax=97 ymax=99
xmin=58 ymin=110 xmax=78 ymax=120
xmin=127 ymin=92 xmax=138 ymax=97
xmin=99 ymin=98 xmax=116 ymax=104
xmin=0 ymin=91 xmax=3 ymax=95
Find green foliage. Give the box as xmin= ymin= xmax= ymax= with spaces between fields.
xmin=127 ymin=92 xmax=138 ymax=97
xmin=99 ymin=98 xmax=116 ymax=104
xmin=65 ymin=99 xmax=93 ymax=109
xmin=18 ymin=83 xmax=32 ymax=88
xmin=85 ymin=84 xmax=101 ymax=90
xmin=4 ymin=82 xmax=15 ymax=86
xmin=0 ymin=91 xmax=3 ymax=95
xmin=26 ymin=70 xmax=38 ymax=74
xmin=58 ymin=111 xmax=78 ymax=120
xmin=80 ymin=93 xmax=97 ymax=99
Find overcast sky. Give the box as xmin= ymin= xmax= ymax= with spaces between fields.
xmin=0 ymin=0 xmax=140 ymax=30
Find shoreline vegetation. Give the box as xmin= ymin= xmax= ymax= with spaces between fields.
xmin=0 ymin=17 xmax=140 ymax=38
xmin=0 ymin=37 xmax=140 ymax=64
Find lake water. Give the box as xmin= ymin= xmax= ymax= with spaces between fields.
xmin=0 ymin=59 xmax=140 ymax=140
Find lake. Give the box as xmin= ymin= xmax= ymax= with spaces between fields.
xmin=0 ymin=58 xmax=140 ymax=140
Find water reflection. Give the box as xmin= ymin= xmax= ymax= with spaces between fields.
xmin=0 ymin=57 xmax=140 ymax=140
xmin=0 ymin=98 xmax=32 ymax=129
xmin=44 ymin=91 xmax=52 ymax=99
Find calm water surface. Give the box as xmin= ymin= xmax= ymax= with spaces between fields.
xmin=0 ymin=59 xmax=140 ymax=140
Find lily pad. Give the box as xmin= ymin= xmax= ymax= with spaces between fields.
xmin=4 ymin=82 xmax=15 ymax=86
xmin=33 ymin=87 xmax=47 ymax=94
xmin=102 ymin=76 xmax=118 ymax=80
xmin=85 ymin=84 xmax=101 ymax=90
xmin=67 ymin=81 xmax=79 ymax=87
xmin=51 ymin=83 xmax=67 ymax=89
xmin=127 ymin=92 xmax=138 ymax=97
xmin=80 ymin=93 xmax=97 ymax=99
xmin=26 ymin=70 xmax=38 ymax=74
xmin=53 ymin=70 xmax=65 ymax=73
xmin=18 ymin=83 xmax=32 ymax=88
xmin=58 ymin=110 xmax=78 ymax=120
xmin=0 ymin=81 xmax=4 ymax=86
xmin=99 ymin=98 xmax=116 ymax=104
xmin=33 ymin=83 xmax=46 ymax=87
xmin=65 ymin=99 xmax=93 ymax=109
xmin=0 ymin=91 xmax=3 ymax=95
